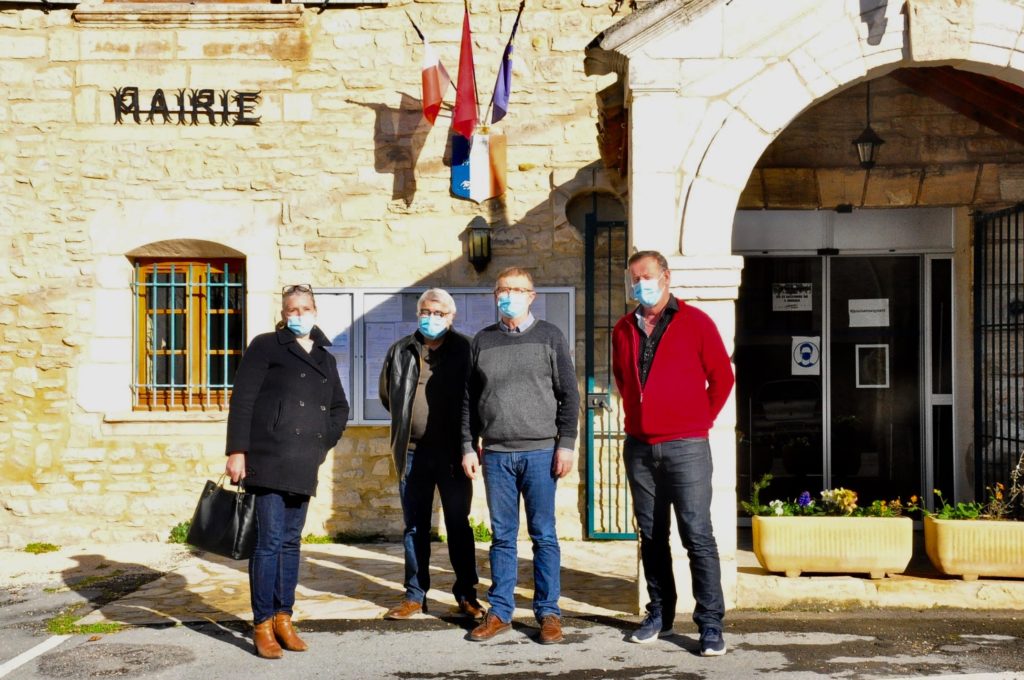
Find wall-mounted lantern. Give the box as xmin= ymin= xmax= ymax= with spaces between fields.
xmin=466 ymin=216 xmax=492 ymax=272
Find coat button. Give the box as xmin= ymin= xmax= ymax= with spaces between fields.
xmin=295 ymin=428 xmax=301 ymax=435
xmin=299 ymin=401 xmax=305 ymax=407
xmin=300 ymin=372 xmax=306 ymax=378
xmin=320 ymin=405 xmax=326 ymax=411
xmin=322 ymin=378 xmax=327 ymax=384
xmin=316 ymin=433 xmax=323 ymax=439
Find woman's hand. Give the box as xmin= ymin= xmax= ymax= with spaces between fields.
xmin=225 ymin=452 xmax=246 ymax=484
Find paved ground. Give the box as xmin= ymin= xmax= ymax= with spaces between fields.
xmin=2 ymin=538 xmax=1024 ymax=678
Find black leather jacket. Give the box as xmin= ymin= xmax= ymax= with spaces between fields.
xmin=378 ymin=330 xmax=471 ymax=480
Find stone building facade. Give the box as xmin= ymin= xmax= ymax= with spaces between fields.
xmin=6 ymin=0 xmax=1024 ymax=616
xmin=0 ymin=0 xmax=627 ymax=548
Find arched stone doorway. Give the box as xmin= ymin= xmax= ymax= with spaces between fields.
xmin=585 ymin=0 xmax=1024 ymax=609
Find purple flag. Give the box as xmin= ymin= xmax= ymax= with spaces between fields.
xmin=490 ymin=1 xmax=524 ymax=124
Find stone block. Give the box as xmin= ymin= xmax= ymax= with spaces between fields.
xmin=106 ymin=481 xmax=152 ymax=493
xmin=818 ymin=168 xmax=868 ymax=208
xmin=761 ymin=168 xmax=819 ymax=209
xmin=62 ymin=447 xmax=106 ymax=463
xmin=906 ymin=0 xmax=972 ymax=61
xmin=80 ymin=32 xmax=175 ymax=61
xmin=69 ymin=494 xmax=127 ymax=517
xmin=77 ymin=62 xmax=188 ymax=89
xmin=919 ymin=165 xmax=978 ymax=205
xmin=73 ymin=89 xmax=98 ymax=124
xmin=189 ymin=63 xmax=293 ymax=90
xmin=863 ymin=168 xmax=923 ymax=207
xmin=11 ymin=102 xmax=71 ymax=124
xmin=29 ymin=498 xmax=69 ymax=514
xmin=176 ymin=29 xmax=309 ymax=61
xmin=283 ymin=93 xmax=313 ymax=122
xmin=0 ymin=36 xmax=46 ymax=59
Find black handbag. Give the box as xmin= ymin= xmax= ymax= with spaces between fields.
xmin=186 ymin=476 xmax=257 ymax=560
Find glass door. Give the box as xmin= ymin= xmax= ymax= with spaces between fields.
xmin=736 ymin=258 xmax=824 ymax=503
xmin=828 ymin=257 xmax=920 ymax=501
xmin=736 ymin=256 xmax=925 ymax=506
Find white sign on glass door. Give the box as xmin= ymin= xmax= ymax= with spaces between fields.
xmin=772 ymin=283 xmax=813 ymax=311
xmin=848 ymin=298 xmax=889 ymax=327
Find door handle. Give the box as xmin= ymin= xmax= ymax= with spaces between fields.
xmin=587 ymin=393 xmax=612 ymax=412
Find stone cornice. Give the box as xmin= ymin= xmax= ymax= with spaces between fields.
xmin=73 ymin=3 xmax=304 ymax=27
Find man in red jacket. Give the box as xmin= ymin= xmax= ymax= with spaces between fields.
xmin=611 ymin=250 xmax=735 ymax=657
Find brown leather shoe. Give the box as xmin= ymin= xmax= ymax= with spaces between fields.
xmin=457 ymin=598 xmax=485 ymax=620
xmin=272 ymin=612 xmax=308 ymax=652
xmin=253 ymin=619 xmax=283 ymax=659
xmin=538 ymin=614 xmax=564 ymax=644
xmin=384 ymin=600 xmax=423 ymax=620
xmin=469 ymin=612 xmax=511 ymax=641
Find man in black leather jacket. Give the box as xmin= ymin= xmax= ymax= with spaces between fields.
xmin=378 ymin=288 xmax=482 ymax=621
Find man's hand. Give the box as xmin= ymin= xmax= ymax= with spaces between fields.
xmin=225 ymin=452 xmax=246 ymax=484
xmin=462 ymin=452 xmax=480 ymax=480
xmin=552 ymin=447 xmax=574 ymax=478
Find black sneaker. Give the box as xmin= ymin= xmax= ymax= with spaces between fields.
xmin=628 ymin=612 xmax=673 ymax=644
xmin=699 ymin=627 xmax=726 ymax=656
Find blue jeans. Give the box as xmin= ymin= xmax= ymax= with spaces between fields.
xmin=248 ymin=487 xmax=310 ymax=625
xmin=399 ymin=448 xmax=478 ymax=604
xmin=482 ymin=448 xmax=561 ymax=622
xmin=623 ymin=436 xmax=724 ymax=631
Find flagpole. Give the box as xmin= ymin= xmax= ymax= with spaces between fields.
xmin=483 ymin=0 xmax=524 ymax=127
xmin=404 ymin=10 xmax=425 ymax=42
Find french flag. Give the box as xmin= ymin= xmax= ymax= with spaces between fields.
xmin=420 ymin=39 xmax=451 ymax=125
xmin=451 ymin=133 xmax=507 ymax=203
xmin=407 ymin=13 xmax=451 ymax=126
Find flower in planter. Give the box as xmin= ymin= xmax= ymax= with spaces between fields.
xmin=920 ymin=451 xmax=1024 ymax=521
xmin=742 ymin=473 xmax=909 ymax=518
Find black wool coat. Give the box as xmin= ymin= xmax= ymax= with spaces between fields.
xmin=226 ymin=326 xmax=349 ymax=497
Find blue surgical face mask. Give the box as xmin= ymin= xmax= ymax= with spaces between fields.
xmin=497 ymin=293 xmax=529 ymax=319
xmin=418 ymin=314 xmax=449 ymax=340
xmin=286 ymin=314 xmax=316 ymax=337
xmin=632 ymin=277 xmax=663 ymax=307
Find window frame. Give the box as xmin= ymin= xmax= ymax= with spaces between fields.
xmin=132 ymin=257 xmax=246 ymax=412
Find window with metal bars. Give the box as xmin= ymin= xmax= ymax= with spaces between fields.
xmin=132 ymin=258 xmax=245 ymax=411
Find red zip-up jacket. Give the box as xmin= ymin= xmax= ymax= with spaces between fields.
xmin=611 ymin=298 xmax=734 ymax=443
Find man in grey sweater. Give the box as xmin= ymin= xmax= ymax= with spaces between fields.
xmin=461 ymin=266 xmax=579 ymax=645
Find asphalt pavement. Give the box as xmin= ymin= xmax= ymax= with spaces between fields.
xmin=2 ymin=539 xmax=1024 ymax=679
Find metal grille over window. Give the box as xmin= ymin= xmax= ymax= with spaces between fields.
xmin=132 ymin=259 xmax=245 ymax=411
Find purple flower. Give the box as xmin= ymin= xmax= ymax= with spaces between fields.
xmin=797 ymin=491 xmax=812 ymax=508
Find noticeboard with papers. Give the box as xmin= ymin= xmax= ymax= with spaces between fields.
xmin=313 ymin=287 xmax=575 ymax=424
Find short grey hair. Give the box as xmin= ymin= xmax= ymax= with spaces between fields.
xmin=417 ymin=288 xmax=456 ymax=315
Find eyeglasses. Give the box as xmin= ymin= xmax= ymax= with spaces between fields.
xmin=282 ymin=284 xmax=313 ymax=295
xmin=494 ymin=287 xmax=534 ymax=296
xmin=418 ymin=309 xmax=449 ymax=318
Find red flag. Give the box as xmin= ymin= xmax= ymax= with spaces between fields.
xmin=421 ymin=39 xmax=450 ymax=125
xmin=453 ymin=6 xmax=478 ymax=139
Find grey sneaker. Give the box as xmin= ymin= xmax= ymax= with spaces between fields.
xmin=699 ymin=627 xmax=726 ymax=656
xmin=628 ymin=612 xmax=674 ymax=644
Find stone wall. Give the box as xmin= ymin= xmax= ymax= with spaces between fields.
xmin=0 ymin=0 xmax=628 ymax=547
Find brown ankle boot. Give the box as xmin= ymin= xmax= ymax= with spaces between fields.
xmin=253 ymin=619 xmax=283 ymax=659
xmin=273 ymin=612 xmax=309 ymax=652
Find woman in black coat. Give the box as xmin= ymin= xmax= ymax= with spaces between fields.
xmin=225 ymin=284 xmax=349 ymax=659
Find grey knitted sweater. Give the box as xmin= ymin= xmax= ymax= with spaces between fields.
xmin=461 ymin=319 xmax=579 ymax=454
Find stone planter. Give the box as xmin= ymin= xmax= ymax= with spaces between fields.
xmin=751 ymin=515 xmax=913 ymax=579
xmin=923 ymin=515 xmax=1024 ymax=581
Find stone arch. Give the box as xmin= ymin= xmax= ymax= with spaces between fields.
xmin=676 ymin=0 xmax=1024 ymax=255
